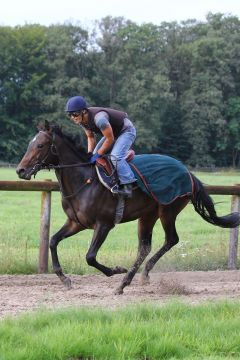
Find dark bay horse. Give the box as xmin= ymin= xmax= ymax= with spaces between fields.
xmin=16 ymin=121 xmax=240 ymax=294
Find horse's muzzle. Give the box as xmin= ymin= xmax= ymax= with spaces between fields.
xmin=16 ymin=167 xmax=32 ymax=180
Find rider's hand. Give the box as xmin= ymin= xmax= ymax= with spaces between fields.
xmin=89 ymin=153 xmax=102 ymax=164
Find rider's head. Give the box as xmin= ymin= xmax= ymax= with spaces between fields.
xmin=65 ymin=96 xmax=87 ymax=117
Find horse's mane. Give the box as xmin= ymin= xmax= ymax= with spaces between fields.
xmin=53 ymin=125 xmax=89 ymax=160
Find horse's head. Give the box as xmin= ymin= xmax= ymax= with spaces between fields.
xmin=16 ymin=120 xmax=57 ymax=180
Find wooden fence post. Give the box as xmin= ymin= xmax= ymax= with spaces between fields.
xmin=228 ymin=191 xmax=240 ymax=270
xmin=38 ymin=180 xmax=52 ymax=273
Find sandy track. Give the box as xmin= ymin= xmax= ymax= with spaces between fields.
xmin=0 ymin=270 xmax=240 ymax=318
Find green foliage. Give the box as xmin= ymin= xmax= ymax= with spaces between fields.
xmin=226 ymin=97 xmax=240 ymax=166
xmin=1 ymin=14 xmax=240 ymax=166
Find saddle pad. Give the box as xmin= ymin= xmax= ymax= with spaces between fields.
xmin=130 ymin=154 xmax=193 ymax=204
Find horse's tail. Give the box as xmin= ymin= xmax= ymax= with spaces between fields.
xmin=190 ymin=173 xmax=240 ymax=228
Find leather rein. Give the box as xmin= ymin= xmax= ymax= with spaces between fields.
xmin=32 ymin=130 xmax=95 ymax=228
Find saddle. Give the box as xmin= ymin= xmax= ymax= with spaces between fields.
xmin=95 ymin=150 xmax=135 ymax=192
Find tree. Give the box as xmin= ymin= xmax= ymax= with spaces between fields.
xmin=0 ymin=25 xmax=47 ymax=161
xmin=1 ymin=14 xmax=240 ymax=165
xmin=225 ymin=97 xmax=240 ymax=167
xmin=40 ymin=24 xmax=90 ymax=134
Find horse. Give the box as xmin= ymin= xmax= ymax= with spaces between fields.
xmin=16 ymin=121 xmax=240 ymax=294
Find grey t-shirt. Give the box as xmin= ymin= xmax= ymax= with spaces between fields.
xmin=94 ymin=111 xmax=133 ymax=133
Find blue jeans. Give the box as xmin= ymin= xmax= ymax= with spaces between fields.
xmin=94 ymin=126 xmax=137 ymax=184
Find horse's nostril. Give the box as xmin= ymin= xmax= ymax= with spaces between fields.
xmin=16 ymin=168 xmax=25 ymax=176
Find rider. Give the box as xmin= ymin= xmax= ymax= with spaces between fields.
xmin=65 ymin=95 xmax=137 ymax=197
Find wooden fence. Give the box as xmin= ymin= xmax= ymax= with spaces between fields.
xmin=0 ymin=180 xmax=240 ymax=272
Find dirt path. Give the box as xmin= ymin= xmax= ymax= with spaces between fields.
xmin=0 ymin=270 xmax=240 ymax=319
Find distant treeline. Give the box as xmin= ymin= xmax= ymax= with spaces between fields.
xmin=1 ymin=13 xmax=240 ymax=167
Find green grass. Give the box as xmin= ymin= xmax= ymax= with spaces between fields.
xmin=0 ymin=167 xmax=240 ymax=274
xmin=1 ymin=301 xmax=240 ymax=359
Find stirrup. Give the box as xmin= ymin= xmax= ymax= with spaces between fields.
xmin=111 ymin=184 xmax=133 ymax=198
xmin=111 ymin=184 xmax=119 ymax=194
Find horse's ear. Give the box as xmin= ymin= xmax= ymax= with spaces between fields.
xmin=37 ymin=121 xmax=44 ymax=131
xmin=44 ymin=120 xmax=50 ymax=131
xmin=37 ymin=120 xmax=51 ymax=132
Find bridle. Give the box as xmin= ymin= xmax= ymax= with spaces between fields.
xmin=31 ymin=130 xmax=91 ymax=177
xmin=33 ymin=129 xmax=95 ymax=229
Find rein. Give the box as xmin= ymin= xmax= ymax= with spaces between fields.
xmin=42 ymin=162 xmax=91 ymax=170
xmin=36 ymin=130 xmax=95 ymax=229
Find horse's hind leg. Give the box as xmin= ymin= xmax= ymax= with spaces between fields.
xmin=115 ymin=212 xmax=158 ymax=295
xmin=86 ymin=221 xmax=128 ymax=276
xmin=141 ymin=198 xmax=188 ymax=283
xmin=50 ymin=219 xmax=83 ymax=288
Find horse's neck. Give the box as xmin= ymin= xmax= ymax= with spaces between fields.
xmin=56 ymin=142 xmax=85 ymax=165
xmin=54 ymin=139 xmax=92 ymax=186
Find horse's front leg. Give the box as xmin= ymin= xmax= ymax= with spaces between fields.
xmin=115 ymin=212 xmax=157 ymax=295
xmin=50 ymin=219 xmax=83 ymax=288
xmin=86 ymin=221 xmax=128 ymax=276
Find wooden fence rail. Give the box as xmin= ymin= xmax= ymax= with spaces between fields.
xmin=0 ymin=180 xmax=240 ymax=272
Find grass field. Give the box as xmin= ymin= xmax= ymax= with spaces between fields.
xmin=0 ymin=167 xmax=240 ymax=274
xmin=1 ymin=301 xmax=240 ymax=359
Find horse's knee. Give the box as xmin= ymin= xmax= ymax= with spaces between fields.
xmin=50 ymin=237 xmax=57 ymax=251
xmin=170 ymin=235 xmax=179 ymax=248
xmin=165 ymin=231 xmax=179 ymax=250
xmin=165 ymin=239 xmax=178 ymax=253
xmin=86 ymin=253 xmax=95 ymax=267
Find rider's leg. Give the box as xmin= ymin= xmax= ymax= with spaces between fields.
xmin=110 ymin=128 xmax=136 ymax=197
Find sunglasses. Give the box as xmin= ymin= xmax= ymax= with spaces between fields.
xmin=67 ymin=112 xmax=81 ymax=118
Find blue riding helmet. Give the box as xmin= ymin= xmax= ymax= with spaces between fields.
xmin=65 ymin=96 xmax=87 ymax=112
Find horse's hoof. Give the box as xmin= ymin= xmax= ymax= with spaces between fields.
xmin=114 ymin=287 xmax=124 ymax=295
xmin=140 ymin=273 xmax=150 ymax=286
xmin=112 ymin=266 xmax=128 ymax=275
xmin=63 ymin=277 xmax=72 ymax=290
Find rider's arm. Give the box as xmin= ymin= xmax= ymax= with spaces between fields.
xmin=84 ymin=129 xmax=96 ymax=153
xmin=94 ymin=112 xmax=114 ymax=155
xmin=97 ymin=126 xmax=114 ymax=155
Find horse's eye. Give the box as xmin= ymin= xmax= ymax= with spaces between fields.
xmin=37 ymin=144 xmax=44 ymax=149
